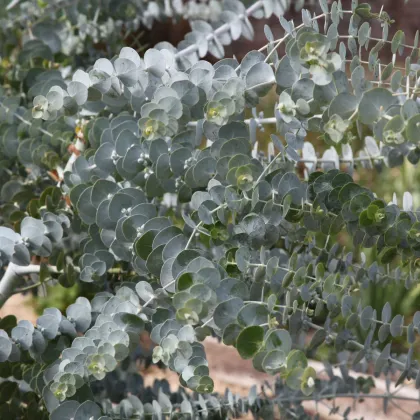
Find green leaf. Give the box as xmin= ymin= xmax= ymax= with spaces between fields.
xmin=74 ymin=401 xmax=101 ymax=420
xmin=406 ymin=115 xmax=420 ymax=143
xmin=360 ymin=306 xmax=374 ymax=330
xmin=286 ymin=349 xmax=308 ymax=370
xmin=265 ymin=329 xmax=292 ymax=353
xmin=390 ymin=314 xmax=404 ymax=337
xmin=301 ymin=366 xmax=317 ymax=396
xmin=319 ymin=0 xmax=329 ymax=14
xmin=196 ymin=376 xmax=214 ymax=393
xmin=39 ymin=263 xmax=50 ymax=284
xmin=378 ymin=247 xmax=397 ymax=264
xmin=293 ymin=266 xmax=306 ymax=286
xmin=262 ymin=349 xmax=286 ymax=374
xmin=223 ymin=323 xmax=243 ymax=346
xmin=134 ymin=230 xmax=157 ymax=260
xmin=391 ymin=30 xmax=405 ymax=54
xmin=214 ymin=298 xmax=244 ymax=330
xmin=307 ymin=329 xmax=326 ymax=351
xmin=50 ymin=401 xmax=80 ymax=420
xmin=245 ymin=62 xmax=275 ymax=97
xmin=0 ymin=316 xmax=17 ymax=335
xmin=0 ymin=337 xmax=12 ymax=362
xmin=286 ymin=367 xmax=304 ymax=390
xmin=236 ymin=326 xmax=264 ymax=359
xmin=358 ymin=88 xmax=397 ymax=125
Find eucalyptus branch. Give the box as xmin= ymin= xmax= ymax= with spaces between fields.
xmin=0 ymin=100 xmax=60 ymax=140
xmin=339 ymin=34 xmax=417 ymax=52
xmin=175 ymin=0 xmax=264 ymax=59
xmin=13 ymin=277 xmax=55 ymax=294
xmin=275 ymin=391 xmax=420 ymax=404
xmin=63 ymin=138 xmax=86 ymax=174
xmin=185 ymin=204 xmax=227 ymax=249
xmin=306 ymin=320 xmax=413 ymax=376
xmin=255 ymin=151 xmax=283 ymax=184
xmin=0 ymin=263 xmax=58 ymax=307
xmin=262 ymin=13 xmax=326 ymax=63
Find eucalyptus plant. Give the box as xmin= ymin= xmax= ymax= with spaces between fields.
xmin=0 ymin=0 xmax=235 ymax=63
xmin=1 ymin=0 xmax=420 ymax=419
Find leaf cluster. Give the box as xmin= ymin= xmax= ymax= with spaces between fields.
xmin=1 ymin=0 xmax=420 ymax=419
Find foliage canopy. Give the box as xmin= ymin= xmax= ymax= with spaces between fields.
xmin=1 ymin=0 xmax=420 ymax=418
